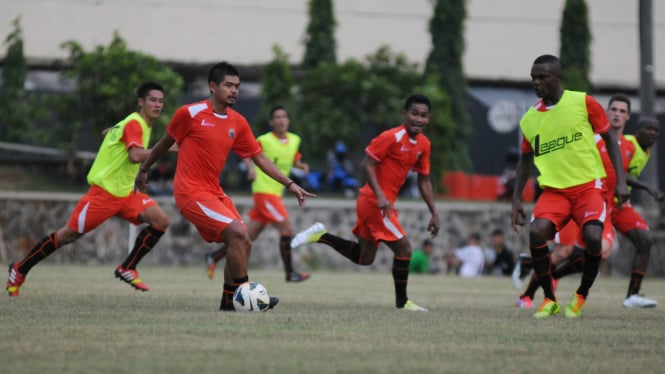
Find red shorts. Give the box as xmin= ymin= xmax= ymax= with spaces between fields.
xmin=179 ymin=194 xmax=244 ymax=243
xmin=533 ymin=180 xmax=607 ymax=234
xmin=67 ymin=185 xmax=157 ymax=234
xmin=554 ymin=220 xmax=579 ymax=246
xmin=352 ymin=193 xmax=405 ymax=247
xmin=611 ymin=201 xmax=649 ymax=234
xmin=247 ymin=193 xmax=288 ymax=225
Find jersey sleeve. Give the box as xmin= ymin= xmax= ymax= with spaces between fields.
xmin=121 ymin=120 xmax=144 ymax=150
xmin=365 ymin=131 xmax=393 ymax=162
xmin=586 ymin=95 xmax=610 ymax=134
xmin=232 ymin=117 xmax=262 ymax=158
xmin=520 ymin=135 xmax=533 ymax=153
xmin=166 ymin=106 xmax=191 ymax=144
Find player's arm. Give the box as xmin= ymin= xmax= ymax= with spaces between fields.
xmin=294 ymin=159 xmax=310 ymax=174
xmin=626 ymin=174 xmax=665 ymax=201
xmin=251 ymin=153 xmax=315 ymax=206
xmin=599 ymin=130 xmax=629 ymax=206
xmin=361 ymin=156 xmax=392 ymax=216
xmin=417 ymin=173 xmax=440 ymax=238
xmin=135 ymin=134 xmax=175 ymax=191
xmin=511 ymin=150 xmax=532 ymax=232
xmin=242 ymin=158 xmax=256 ymax=181
xmin=128 ymin=147 xmax=151 ymax=163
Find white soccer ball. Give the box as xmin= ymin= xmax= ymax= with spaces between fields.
xmin=233 ymin=282 xmax=271 ymax=312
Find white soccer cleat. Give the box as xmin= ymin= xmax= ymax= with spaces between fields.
xmin=290 ymin=222 xmax=327 ymax=248
xmin=623 ymin=294 xmax=657 ymax=308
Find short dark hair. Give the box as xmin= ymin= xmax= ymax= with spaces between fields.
xmin=269 ymin=105 xmax=288 ymax=119
xmin=137 ymin=81 xmax=164 ymax=99
xmin=608 ymin=93 xmax=631 ymax=113
xmin=208 ymin=61 xmax=239 ymax=85
xmin=491 ymin=229 xmax=504 ymax=237
xmin=469 ymin=233 xmax=481 ymax=242
xmin=404 ymin=94 xmax=431 ymax=112
xmin=422 ymin=239 xmax=434 ymax=248
xmin=533 ymin=54 xmax=560 ymax=65
xmin=637 ymin=116 xmax=658 ymax=128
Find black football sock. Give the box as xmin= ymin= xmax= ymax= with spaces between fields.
xmin=319 ymin=233 xmax=362 ymax=264
xmin=122 ymin=226 xmax=164 ymax=270
xmin=552 ymin=249 xmax=585 ymax=280
xmin=393 ymin=256 xmax=410 ymax=308
xmin=531 ymin=244 xmax=556 ymax=301
xmin=626 ymin=271 xmax=645 ymax=298
xmin=219 ymin=276 xmax=249 ymax=311
xmin=18 ymin=232 xmax=60 ymax=274
xmin=279 ymin=236 xmax=294 ymax=274
xmin=522 ymin=274 xmax=541 ymax=299
xmin=576 ymin=249 xmax=601 ymax=298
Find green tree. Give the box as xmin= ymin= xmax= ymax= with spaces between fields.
xmin=0 ymin=17 xmax=30 ymax=142
xmin=560 ymin=0 xmax=592 ymax=91
xmin=425 ymin=0 xmax=472 ymax=172
xmin=254 ymin=45 xmax=295 ymax=131
xmin=52 ymin=32 xmax=183 ymax=151
xmin=302 ymin=0 xmax=336 ymax=69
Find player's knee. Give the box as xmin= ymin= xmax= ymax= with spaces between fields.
xmin=57 ymin=226 xmax=82 ymax=245
xmin=224 ymin=224 xmax=251 ymax=248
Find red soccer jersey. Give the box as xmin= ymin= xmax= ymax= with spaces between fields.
xmin=521 ymin=95 xmax=609 ymax=153
xmin=167 ymin=100 xmax=261 ymax=207
xmin=359 ymin=125 xmax=431 ymax=203
xmin=121 ymin=120 xmax=145 ymax=150
xmin=596 ymin=133 xmax=635 ymax=201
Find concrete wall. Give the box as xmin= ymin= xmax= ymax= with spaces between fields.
xmin=2 ymin=192 xmax=664 ymax=276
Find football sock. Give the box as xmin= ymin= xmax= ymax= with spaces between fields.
xmin=319 ymin=233 xmax=362 ymax=264
xmin=522 ymin=274 xmax=541 ymax=299
xmin=393 ymin=256 xmax=410 ymax=308
xmin=18 ymin=232 xmax=60 ymax=274
xmin=212 ymin=244 xmax=228 ymax=262
xmin=279 ymin=236 xmax=294 ymax=274
xmin=626 ymin=271 xmax=645 ymax=297
xmin=552 ymin=248 xmax=585 ymax=279
xmin=577 ymin=248 xmax=601 ymax=298
xmin=531 ymin=244 xmax=556 ymax=301
xmin=122 ymin=226 xmax=164 ymax=270
xmin=219 ymin=276 xmax=249 ymax=311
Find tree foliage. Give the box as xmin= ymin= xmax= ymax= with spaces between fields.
xmin=302 ymin=0 xmax=336 ymax=69
xmin=254 ymin=45 xmax=295 ymax=131
xmin=53 ymin=32 xmax=183 ymax=151
xmin=0 ymin=17 xmax=33 ymax=142
xmin=425 ymin=0 xmax=472 ymax=172
xmin=560 ymin=0 xmax=592 ymax=91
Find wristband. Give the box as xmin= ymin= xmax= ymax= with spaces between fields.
xmin=286 ymin=181 xmax=294 ymax=189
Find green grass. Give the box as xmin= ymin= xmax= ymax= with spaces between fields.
xmin=1 ymin=266 xmax=664 ymax=373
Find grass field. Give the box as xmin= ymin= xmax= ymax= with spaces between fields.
xmin=1 ymin=265 xmax=664 ymax=373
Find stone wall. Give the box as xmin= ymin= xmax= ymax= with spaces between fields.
xmin=1 ymin=192 xmax=664 ymax=276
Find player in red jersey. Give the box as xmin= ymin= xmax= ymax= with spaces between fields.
xmin=7 ymin=82 xmax=171 ymax=296
xmin=135 ymin=62 xmax=314 ymax=311
xmin=290 ymin=94 xmax=440 ymax=311
xmin=512 ymin=55 xmax=629 ymax=318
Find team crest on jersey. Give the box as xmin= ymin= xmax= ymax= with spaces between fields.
xmin=229 ymin=128 xmax=236 ymax=139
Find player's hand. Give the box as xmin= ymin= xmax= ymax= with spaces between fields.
xmin=376 ymin=195 xmax=393 ymax=217
xmin=300 ymin=163 xmax=310 ymax=175
xmin=134 ymin=170 xmax=148 ymax=192
xmin=247 ymin=168 xmax=257 ymax=181
xmin=288 ymin=182 xmax=316 ymax=207
xmin=615 ymin=184 xmax=630 ymax=209
xmin=427 ymin=214 xmax=440 ymax=238
xmin=649 ymin=188 xmax=665 ymax=202
xmin=511 ymin=198 xmax=526 ymax=232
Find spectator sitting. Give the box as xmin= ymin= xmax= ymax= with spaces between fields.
xmin=326 ymin=140 xmax=357 ymax=197
xmin=410 ymin=239 xmax=436 ymax=274
xmin=486 ymin=229 xmax=515 ymax=276
xmin=445 ymin=233 xmax=485 ymax=277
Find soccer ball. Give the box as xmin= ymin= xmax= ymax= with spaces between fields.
xmin=233 ymin=282 xmax=271 ymax=312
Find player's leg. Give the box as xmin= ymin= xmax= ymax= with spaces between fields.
xmin=623 ymin=228 xmax=656 ymax=307
xmin=7 ymin=187 xmax=115 ymax=296
xmin=384 ymin=237 xmax=426 ymax=311
xmin=204 ymin=220 xmax=264 ymax=280
xmin=219 ymin=220 xmax=256 ymax=311
xmin=272 ymin=218 xmax=310 ymax=282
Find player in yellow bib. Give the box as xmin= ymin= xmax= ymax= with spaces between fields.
xmin=511 ymin=55 xmax=629 ymax=318
xmin=6 ymin=82 xmax=171 ymax=297
xmin=205 ymin=106 xmax=311 ymax=282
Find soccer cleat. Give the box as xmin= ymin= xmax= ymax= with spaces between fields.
xmin=401 ymin=300 xmax=428 ymax=312
xmin=7 ymin=261 xmax=26 ymax=297
xmin=533 ymin=298 xmax=560 ymax=318
xmin=564 ymin=293 xmax=586 ymax=318
xmin=516 ymin=295 xmax=534 ymax=309
xmin=623 ymin=294 xmax=657 ymax=308
xmin=114 ymin=266 xmax=149 ymax=291
xmin=268 ymin=296 xmax=279 ymax=310
xmin=290 ymin=222 xmax=327 ymax=249
xmin=286 ymin=271 xmax=311 ymax=283
xmin=204 ymin=251 xmax=217 ymax=280
xmin=512 ymin=254 xmax=533 ymax=290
